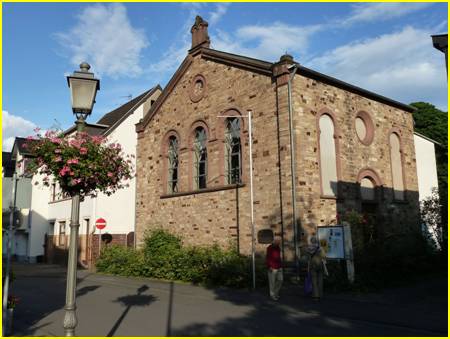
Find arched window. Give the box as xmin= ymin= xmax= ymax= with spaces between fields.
xmin=167 ymin=136 xmax=179 ymax=194
xmin=193 ymin=127 xmax=207 ymax=189
xmin=319 ymin=114 xmax=338 ymax=197
xmin=360 ymin=177 xmax=376 ymax=201
xmin=389 ymin=132 xmax=405 ymax=200
xmin=225 ymin=117 xmax=242 ymax=184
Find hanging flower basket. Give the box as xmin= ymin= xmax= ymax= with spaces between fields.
xmin=25 ymin=130 xmax=133 ymax=198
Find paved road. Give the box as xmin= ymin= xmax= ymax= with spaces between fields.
xmin=10 ymin=263 xmax=448 ymax=336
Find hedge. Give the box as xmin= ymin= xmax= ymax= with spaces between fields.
xmin=96 ymin=229 xmax=266 ymax=289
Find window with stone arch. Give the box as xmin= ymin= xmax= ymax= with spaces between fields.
xmin=225 ymin=117 xmax=242 ymax=184
xmin=318 ymin=113 xmax=339 ymax=197
xmin=389 ymin=132 xmax=405 ymax=200
xmin=167 ymin=135 xmax=179 ymax=194
xmin=360 ymin=176 xmax=376 ymax=201
xmin=193 ymin=126 xmax=208 ymax=189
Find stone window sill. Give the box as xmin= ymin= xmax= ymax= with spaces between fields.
xmin=320 ymin=195 xmax=338 ymax=200
xmin=161 ymin=183 xmax=245 ymax=199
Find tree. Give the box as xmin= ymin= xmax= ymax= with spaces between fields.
xmin=420 ymin=188 xmax=446 ymax=253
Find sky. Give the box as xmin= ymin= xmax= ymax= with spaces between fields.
xmin=3 ymin=2 xmax=448 ymax=151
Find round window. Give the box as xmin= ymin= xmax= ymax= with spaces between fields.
xmin=189 ymin=74 xmax=206 ymax=103
xmin=355 ymin=111 xmax=374 ymax=145
xmin=355 ymin=117 xmax=367 ymax=141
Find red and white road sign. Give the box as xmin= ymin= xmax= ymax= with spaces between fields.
xmin=95 ymin=218 xmax=107 ymax=230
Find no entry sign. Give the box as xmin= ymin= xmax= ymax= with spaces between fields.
xmin=95 ymin=218 xmax=107 ymax=230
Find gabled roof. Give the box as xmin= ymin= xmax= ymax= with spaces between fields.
xmin=11 ymin=137 xmax=34 ymax=159
xmin=65 ymin=85 xmax=161 ymax=137
xmin=137 ymin=58 xmax=192 ymax=132
xmin=431 ymin=33 xmax=448 ymax=52
xmin=97 ymin=88 xmax=154 ymax=126
xmin=64 ymin=123 xmax=109 ymax=136
xmin=136 ymin=46 xmax=416 ymax=132
xmin=414 ymin=131 xmax=443 ymax=147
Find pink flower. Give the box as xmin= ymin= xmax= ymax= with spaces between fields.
xmin=67 ymin=159 xmax=79 ymax=165
xmin=107 ymin=172 xmax=113 ymax=177
xmin=80 ymin=147 xmax=88 ymax=155
xmin=59 ymin=166 xmax=70 ymax=176
xmin=55 ymin=149 xmax=61 ymax=154
xmin=50 ymin=137 xmax=62 ymax=144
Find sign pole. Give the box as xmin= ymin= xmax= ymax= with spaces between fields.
xmin=95 ymin=218 xmax=107 ymax=259
xmin=248 ymin=110 xmax=256 ymax=290
xmin=216 ymin=112 xmax=256 ymax=290
xmin=343 ymin=224 xmax=355 ymax=283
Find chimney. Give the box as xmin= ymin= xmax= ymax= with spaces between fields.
xmin=190 ymin=15 xmax=210 ymax=51
xmin=273 ymin=54 xmax=296 ymax=87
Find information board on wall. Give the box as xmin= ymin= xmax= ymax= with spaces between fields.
xmin=317 ymin=225 xmax=345 ymax=259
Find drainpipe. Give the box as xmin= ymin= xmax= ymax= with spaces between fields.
xmin=287 ymin=63 xmax=300 ymax=279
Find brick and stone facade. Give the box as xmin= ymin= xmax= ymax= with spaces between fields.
xmin=135 ymin=16 xmax=420 ymax=261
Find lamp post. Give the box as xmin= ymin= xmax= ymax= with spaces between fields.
xmin=63 ymin=62 xmax=99 ymax=336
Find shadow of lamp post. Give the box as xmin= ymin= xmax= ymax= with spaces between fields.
xmin=63 ymin=62 xmax=100 ymax=336
xmin=107 ymin=285 xmax=156 ymax=337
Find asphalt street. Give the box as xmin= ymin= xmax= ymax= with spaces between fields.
xmin=10 ymin=263 xmax=448 ymax=336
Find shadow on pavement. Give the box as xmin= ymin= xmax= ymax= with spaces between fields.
xmin=170 ymin=280 xmax=448 ymax=337
xmin=107 ymin=285 xmax=157 ymax=337
xmin=11 ymin=263 xmax=94 ymax=336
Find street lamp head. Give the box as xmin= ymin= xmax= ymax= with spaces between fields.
xmin=67 ymin=62 xmax=100 ymax=120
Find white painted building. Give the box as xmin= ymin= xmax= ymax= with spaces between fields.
xmin=414 ymin=132 xmax=440 ymax=201
xmin=27 ymin=86 xmax=161 ymax=265
xmin=413 ymin=132 xmax=440 ymax=246
xmin=2 ymin=140 xmax=42 ymax=262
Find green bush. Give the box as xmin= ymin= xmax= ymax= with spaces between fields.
xmin=96 ymin=229 xmax=265 ymax=289
xmin=95 ymin=244 xmax=144 ymax=277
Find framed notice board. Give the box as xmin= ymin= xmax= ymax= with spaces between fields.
xmin=317 ymin=225 xmax=345 ymax=259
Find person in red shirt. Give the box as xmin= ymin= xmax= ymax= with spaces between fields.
xmin=266 ymin=236 xmax=283 ymax=300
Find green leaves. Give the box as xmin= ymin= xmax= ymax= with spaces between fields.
xmin=96 ymin=229 xmax=266 ymax=288
xmin=26 ymin=130 xmax=133 ymax=198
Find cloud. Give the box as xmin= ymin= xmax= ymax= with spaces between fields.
xmin=209 ymin=3 xmax=230 ymax=25
xmin=212 ymin=22 xmax=323 ymax=62
xmin=146 ymin=15 xmax=194 ymax=78
xmin=308 ymin=26 xmax=448 ymax=110
xmin=341 ymin=3 xmax=433 ymax=26
xmin=55 ymin=3 xmax=149 ymax=79
xmin=2 ymin=111 xmax=37 ymax=151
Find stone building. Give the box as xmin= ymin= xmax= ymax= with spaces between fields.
xmin=135 ymin=16 xmax=420 ymax=260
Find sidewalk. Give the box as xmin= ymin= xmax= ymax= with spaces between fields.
xmin=10 ymin=263 xmax=448 ymax=336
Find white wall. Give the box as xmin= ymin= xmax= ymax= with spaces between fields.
xmin=26 ymin=89 xmax=161 ymax=254
xmin=414 ymin=134 xmax=439 ymax=201
xmin=94 ymin=102 xmax=146 ymax=236
xmin=29 ymin=173 xmax=51 ymax=259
